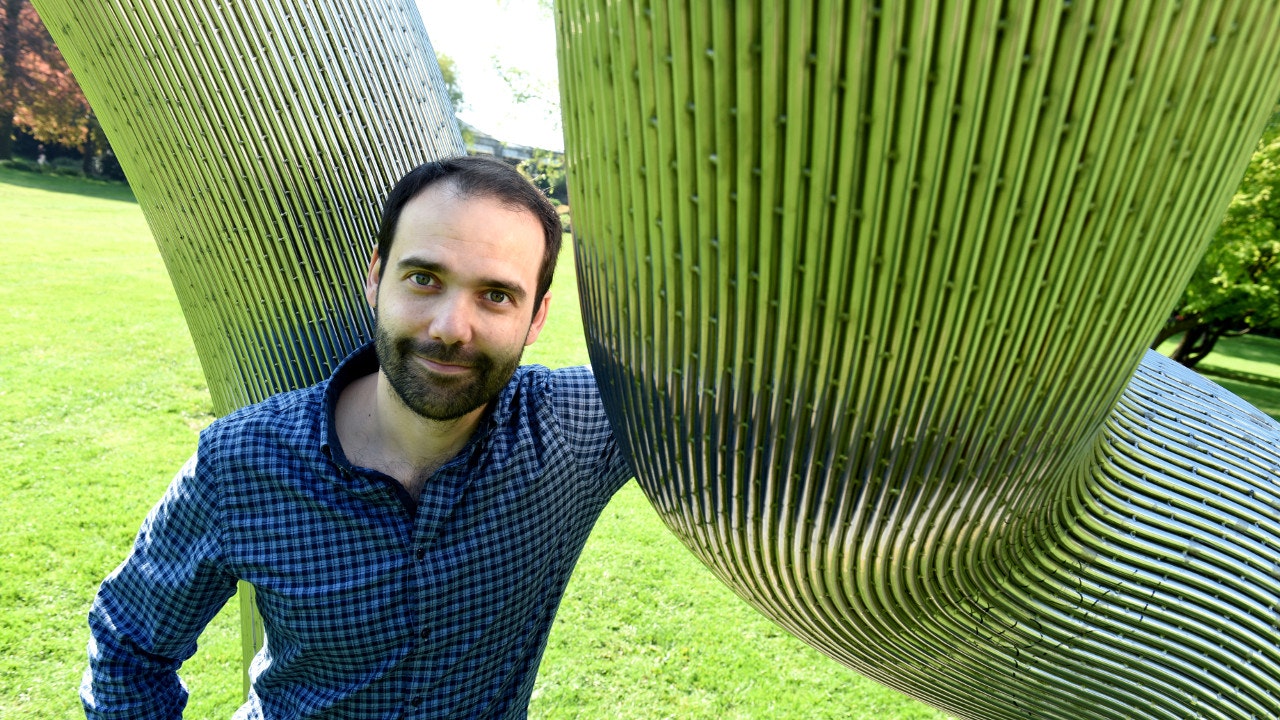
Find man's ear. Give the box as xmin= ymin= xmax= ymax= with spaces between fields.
xmin=524 ymin=292 xmax=552 ymax=346
xmin=364 ymin=247 xmax=382 ymax=310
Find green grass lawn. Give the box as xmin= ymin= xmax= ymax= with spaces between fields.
xmin=1155 ymin=334 xmax=1280 ymax=420
xmin=1200 ymin=333 xmax=1280 ymax=375
xmin=0 ymin=167 xmax=946 ymax=719
xmin=1208 ymin=376 xmax=1280 ymax=420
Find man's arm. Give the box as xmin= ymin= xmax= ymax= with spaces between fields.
xmin=81 ymin=450 xmax=239 ymax=719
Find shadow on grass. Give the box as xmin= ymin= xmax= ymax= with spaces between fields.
xmin=0 ymin=165 xmax=136 ymax=204
xmin=1207 ymin=334 xmax=1280 ymax=366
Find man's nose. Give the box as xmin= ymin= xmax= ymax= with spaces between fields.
xmin=428 ymin=293 xmax=474 ymax=346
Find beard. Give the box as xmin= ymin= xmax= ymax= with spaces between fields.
xmin=374 ymin=321 xmax=524 ymax=422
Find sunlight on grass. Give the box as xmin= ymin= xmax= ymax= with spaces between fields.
xmin=0 ymin=168 xmax=241 ymax=718
xmin=1156 ymin=334 xmax=1280 ymax=377
xmin=1156 ymin=334 xmax=1280 ymax=420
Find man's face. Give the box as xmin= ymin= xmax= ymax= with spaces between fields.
xmin=364 ymin=182 xmax=550 ymax=421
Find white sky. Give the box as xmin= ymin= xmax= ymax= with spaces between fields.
xmin=413 ymin=0 xmax=564 ymax=152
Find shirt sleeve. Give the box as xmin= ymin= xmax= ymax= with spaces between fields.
xmin=548 ymin=365 xmax=633 ymax=495
xmin=81 ymin=446 xmax=240 ymax=719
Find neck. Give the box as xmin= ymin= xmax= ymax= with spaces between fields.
xmin=335 ymin=371 xmax=487 ymax=497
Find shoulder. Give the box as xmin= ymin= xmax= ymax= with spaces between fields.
xmin=505 ymin=365 xmax=630 ymax=491
xmin=507 ymin=364 xmax=604 ymax=417
xmin=198 ymin=384 xmax=325 ymax=462
xmin=502 ymin=365 xmax=618 ymax=456
xmin=211 ymin=383 xmax=323 ymax=429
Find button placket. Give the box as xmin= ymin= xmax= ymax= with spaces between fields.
xmin=414 ymin=552 xmax=444 ymax=652
xmin=411 ymin=510 xmax=442 ymax=655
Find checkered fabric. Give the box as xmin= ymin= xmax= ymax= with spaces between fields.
xmin=82 ymin=344 xmax=632 ymax=719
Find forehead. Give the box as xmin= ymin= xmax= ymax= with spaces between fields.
xmin=391 ymin=183 xmax=545 ymax=280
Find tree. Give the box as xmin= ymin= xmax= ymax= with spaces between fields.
xmin=517 ymin=147 xmax=565 ymax=201
xmin=0 ymin=0 xmax=28 ymax=159
xmin=1153 ymin=109 xmax=1280 ymax=367
xmin=492 ymin=53 xmax=566 ymax=201
xmin=435 ymin=50 xmax=464 ymax=111
xmin=435 ymin=50 xmax=475 ymax=150
xmin=0 ymin=0 xmax=94 ymax=160
xmin=492 ymin=56 xmax=557 ymax=125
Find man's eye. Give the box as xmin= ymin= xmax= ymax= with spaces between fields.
xmin=409 ymin=273 xmax=438 ymax=287
xmin=485 ymin=290 xmax=511 ymax=304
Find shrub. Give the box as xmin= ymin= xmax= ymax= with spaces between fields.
xmin=0 ymin=158 xmax=44 ymax=173
xmin=51 ymin=157 xmax=84 ymax=177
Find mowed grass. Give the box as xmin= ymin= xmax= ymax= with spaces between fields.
xmin=0 ymin=168 xmax=241 ymax=718
xmin=1198 ymin=333 xmax=1280 ymax=378
xmin=1155 ymin=334 xmax=1280 ymax=420
xmin=0 ymin=167 xmax=946 ymax=719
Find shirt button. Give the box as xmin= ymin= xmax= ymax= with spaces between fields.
xmin=415 ymin=547 xmax=426 ymax=560
xmin=411 ymin=697 xmax=425 ymax=707
xmin=420 ymin=628 xmax=429 ymax=640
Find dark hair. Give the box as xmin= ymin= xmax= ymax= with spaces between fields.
xmin=375 ymin=155 xmax=563 ymax=313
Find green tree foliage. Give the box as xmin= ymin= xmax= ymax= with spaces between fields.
xmin=1154 ymin=110 xmax=1280 ymax=367
xmin=435 ymin=50 xmax=476 ymax=149
xmin=493 ymin=56 xmax=557 ymax=123
xmin=435 ymin=50 xmax=463 ymax=111
xmin=518 ymin=147 xmax=565 ymax=201
xmin=491 ymin=50 xmax=565 ymax=201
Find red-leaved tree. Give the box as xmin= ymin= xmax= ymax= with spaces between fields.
xmin=1 ymin=0 xmax=100 ymax=163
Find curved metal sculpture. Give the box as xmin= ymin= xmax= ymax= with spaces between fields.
xmin=36 ymin=0 xmax=1280 ymax=717
xmin=556 ymin=2 xmax=1280 ymax=718
xmin=33 ymin=0 xmax=462 ymax=414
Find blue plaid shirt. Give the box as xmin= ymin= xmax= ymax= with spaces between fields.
xmin=82 ymin=344 xmax=631 ymax=718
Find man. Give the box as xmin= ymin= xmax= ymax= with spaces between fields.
xmin=82 ymin=156 xmax=632 ymax=718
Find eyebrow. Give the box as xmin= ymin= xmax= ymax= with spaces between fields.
xmin=394 ymin=256 xmax=528 ymax=304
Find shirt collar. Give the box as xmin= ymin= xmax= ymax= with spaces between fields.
xmin=319 ymin=342 xmax=379 ymax=468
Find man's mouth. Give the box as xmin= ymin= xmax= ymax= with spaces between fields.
xmin=416 ymin=355 xmax=473 ymax=375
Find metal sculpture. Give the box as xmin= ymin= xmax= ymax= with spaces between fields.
xmin=37 ymin=0 xmax=1280 ymax=717
xmin=31 ymin=0 xmax=462 ymax=414
xmin=556 ymin=3 xmax=1280 ymax=718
